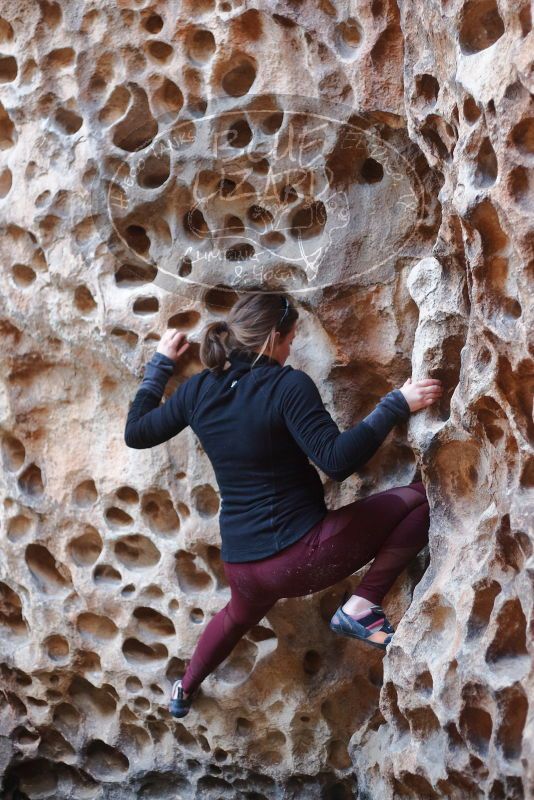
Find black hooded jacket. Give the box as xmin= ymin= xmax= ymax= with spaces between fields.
xmin=124 ymin=348 xmax=411 ymax=562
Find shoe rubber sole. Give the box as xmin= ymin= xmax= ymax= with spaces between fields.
xmin=329 ymin=618 xmax=391 ymax=651
xmin=169 ymin=699 xmax=192 ymax=718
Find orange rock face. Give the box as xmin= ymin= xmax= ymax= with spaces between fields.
xmin=0 ymin=0 xmax=531 ymax=797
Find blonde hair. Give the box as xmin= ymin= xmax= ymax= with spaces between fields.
xmin=200 ymin=292 xmax=298 ymax=375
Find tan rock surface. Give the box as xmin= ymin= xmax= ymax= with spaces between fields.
xmin=0 ymin=1 xmax=532 ymax=798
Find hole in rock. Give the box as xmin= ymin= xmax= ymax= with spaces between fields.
xmin=165 ymin=657 xmax=186 ymax=685
xmin=394 ymin=773 xmax=438 ymax=799
xmin=217 ymin=177 xmax=236 ymax=197
xmin=98 ymin=85 xmax=131 ymax=126
xmin=141 ymin=490 xmax=180 ymax=535
xmin=113 ymin=87 xmax=157 ymax=152
xmin=140 ymin=584 xmax=164 ymax=601
xmin=257 ymin=234 xmax=287 ymax=258
xmin=13 ymin=726 xmax=40 ymax=746
xmin=459 ymin=683 xmax=493 ymax=755
xmin=115 ymin=534 xmax=161 ymax=570
xmin=179 ymin=256 xmax=192 ymax=277
xmin=204 ymin=285 xmax=238 ymax=315
xmin=54 ymin=107 xmax=83 ymax=134
xmin=5 ymin=758 xmax=58 ymax=796
xmin=93 ymin=563 xmax=122 ymax=585
xmin=105 ymin=506 xmax=133 ymax=527
xmin=467 ymin=578 xmax=501 ymax=639
xmin=68 ymin=526 xmax=103 ymax=567
xmin=116 ymin=485 xmax=139 ymax=504
xmin=69 ymin=675 xmax=117 ymax=717
xmin=46 ymin=47 xmax=75 ymax=68
xmin=508 ymin=165 xmax=533 ymax=211
xmin=473 ymin=137 xmax=498 ymax=187
xmin=360 ymin=157 xmax=384 ymax=183
xmin=221 ymin=56 xmax=257 ymax=97
xmin=18 ymin=463 xmax=44 ymax=496
xmin=77 ymin=613 xmax=119 ymax=642
xmin=183 ymin=207 xmax=210 ymax=239
xmin=415 ymin=74 xmax=439 ymax=105
xmin=25 ymin=544 xmax=72 ymax=593
xmin=290 ymin=201 xmax=326 ymax=239
xmin=335 ymin=18 xmax=362 ymax=58
xmin=167 ymin=310 xmax=200 ymax=330
xmin=0 ymin=18 xmax=14 ymax=42
xmin=124 ymin=224 xmax=150 ymax=254
xmin=223 ymin=214 xmax=245 ymax=235
xmin=520 ymin=456 xmax=534 ymax=488
xmin=74 ymin=284 xmax=97 ymax=313
xmin=247 ymin=204 xmax=273 ymax=228
xmin=73 ymin=479 xmax=98 ymax=506
xmin=0 ymin=166 xmax=12 ymax=197
xmin=327 ymin=739 xmax=352 ymax=770
xmin=0 ymin=100 xmax=16 ymax=148
xmin=44 ymin=634 xmax=69 ymax=661
xmin=213 ymin=637 xmax=257 ymax=684
xmin=485 ymin=598 xmax=528 ymax=665
xmin=133 ymin=696 xmax=150 ymax=712
xmin=260 ymin=110 xmax=283 ymax=134
xmin=175 ymin=550 xmax=212 ymax=592
xmin=226 ymin=242 xmax=255 ymax=261
xmin=85 ymin=739 xmax=129 ymax=780
xmin=463 ymin=95 xmax=481 ymax=123
xmin=137 ymin=153 xmax=170 ymax=188
xmin=133 ymin=606 xmax=175 ymax=637
xmin=227 ymin=118 xmax=252 ymax=148
xmin=382 ymin=681 xmax=410 ymax=732
xmin=405 ymin=706 xmax=441 ymax=738
xmin=413 ymin=669 xmax=433 ymax=696
xmin=510 ymin=118 xmax=534 ymax=155
xmin=7 ymin=513 xmax=33 ymax=543
xmin=146 ymin=40 xmax=173 ymax=63
xmin=495 ymin=683 xmax=527 ymax=760
xmin=115 ymin=262 xmax=158 ymax=287
xmin=142 ymin=11 xmax=163 ymax=34
xmin=0 ymin=582 xmax=28 ymax=638
xmin=187 ymin=28 xmax=216 ymax=63
xmin=132 ymin=295 xmax=159 ymax=315
xmin=12 ymin=264 xmax=36 ymax=286
xmin=153 ymin=77 xmax=183 ymax=117
xmin=191 ymin=483 xmax=220 ymax=516
xmin=420 ymin=115 xmax=455 ymax=160
xmin=0 ymin=54 xmax=17 ymax=82
xmin=459 ymin=0 xmax=505 ymax=54
xmin=494 ymin=514 xmax=532 ymax=573
xmin=370 ymin=25 xmax=400 ymax=67
xmin=37 ymin=728 xmax=76 ymax=761
xmin=123 ymin=637 xmax=168 ymax=665
xmin=126 ymin=675 xmax=142 ymax=692
xmin=1 ymin=433 xmax=25 ymax=471
xmin=303 ymin=650 xmax=321 ymax=675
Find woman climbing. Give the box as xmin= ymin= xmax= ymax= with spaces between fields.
xmin=124 ymin=292 xmax=443 ymax=718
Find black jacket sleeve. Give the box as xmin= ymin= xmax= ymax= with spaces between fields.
xmin=124 ymin=352 xmax=189 ymax=449
xmin=276 ymin=369 xmax=411 ymax=482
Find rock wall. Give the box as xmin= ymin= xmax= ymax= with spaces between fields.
xmin=0 ymin=0 xmax=532 ymax=798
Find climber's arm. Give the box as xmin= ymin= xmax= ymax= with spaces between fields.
xmin=124 ymin=352 xmax=189 ymax=449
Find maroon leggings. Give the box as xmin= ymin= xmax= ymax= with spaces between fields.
xmin=181 ymin=480 xmax=429 ymax=694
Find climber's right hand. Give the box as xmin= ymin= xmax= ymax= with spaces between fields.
xmin=399 ymin=377 xmax=443 ymax=413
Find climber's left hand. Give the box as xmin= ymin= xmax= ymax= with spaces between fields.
xmin=156 ymin=329 xmax=190 ymax=363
